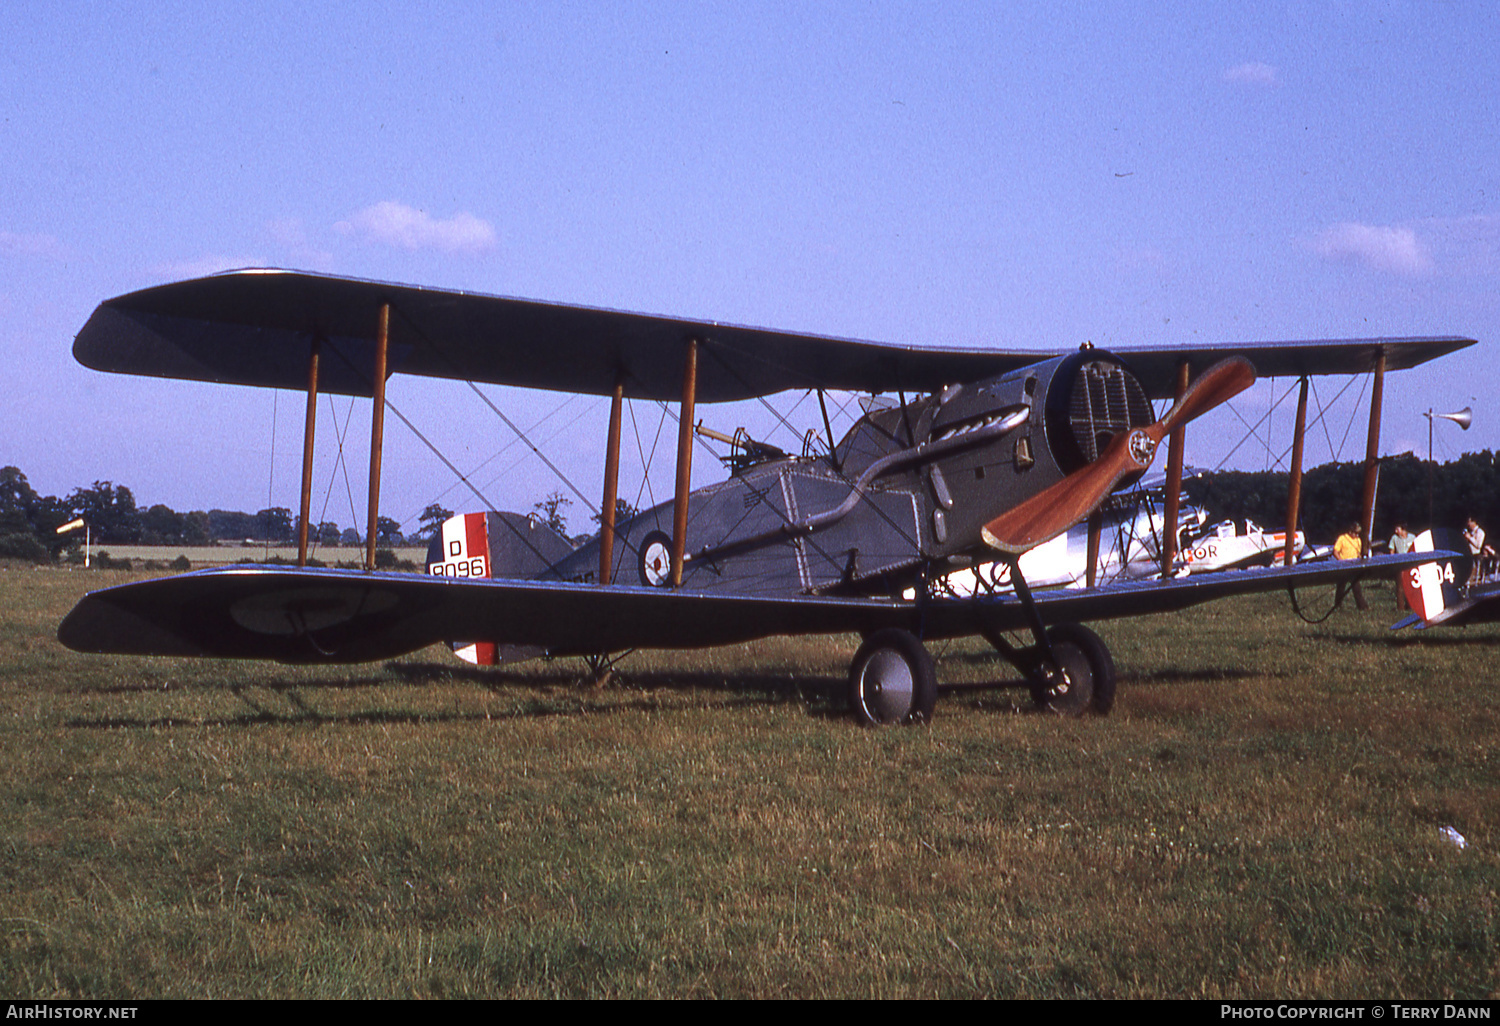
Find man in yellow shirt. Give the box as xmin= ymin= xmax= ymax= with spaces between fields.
xmin=1333 ymin=522 xmax=1368 ymax=610
xmin=1334 ymin=522 xmax=1363 ymax=561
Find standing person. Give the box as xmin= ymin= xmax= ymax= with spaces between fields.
xmin=1334 ymin=522 xmax=1363 ymax=561
xmin=1334 ymin=521 xmax=1368 ymax=611
xmin=1463 ymin=517 xmax=1492 ymax=591
xmin=1390 ymin=522 xmax=1412 ymax=610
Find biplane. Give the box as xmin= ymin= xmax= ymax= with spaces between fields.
xmin=58 ymin=269 xmax=1473 ymax=725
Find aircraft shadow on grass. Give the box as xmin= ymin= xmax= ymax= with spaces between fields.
xmin=65 ymin=650 xmax=1142 ymax=729
xmin=62 ymin=664 xmax=846 ymax=731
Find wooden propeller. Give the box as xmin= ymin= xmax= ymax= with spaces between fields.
xmin=980 ymin=356 xmax=1255 ymax=554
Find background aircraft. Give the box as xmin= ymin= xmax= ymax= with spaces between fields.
xmin=58 ymin=270 xmax=1467 ymax=725
xmin=926 ymin=469 xmax=1309 ymax=600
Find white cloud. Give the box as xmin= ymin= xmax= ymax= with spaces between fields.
xmin=1311 ymin=222 xmax=1433 ymax=276
xmin=0 ymin=230 xmax=70 ymax=260
xmin=1224 ymin=62 xmax=1279 ymax=86
xmin=334 ymin=201 xmax=497 ymax=255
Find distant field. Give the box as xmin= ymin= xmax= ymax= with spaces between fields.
xmin=1 ymin=566 xmax=1496 ymax=998
xmin=76 ymin=545 xmax=430 ymax=568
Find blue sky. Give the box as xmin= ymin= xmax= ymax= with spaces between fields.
xmin=2 ymin=1 xmax=1497 ymax=537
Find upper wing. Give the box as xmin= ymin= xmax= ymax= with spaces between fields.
xmin=73 ymin=269 xmax=1044 ymax=403
xmin=1111 ymin=338 xmax=1475 ymax=398
xmin=59 ymin=554 xmax=1441 ymax=664
xmin=74 ymin=268 xmax=1476 ymax=402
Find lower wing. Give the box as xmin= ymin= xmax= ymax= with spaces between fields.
xmin=59 ymin=554 xmax=1444 ymax=664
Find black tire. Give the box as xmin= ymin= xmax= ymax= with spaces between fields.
xmin=1031 ymin=622 xmax=1116 ymax=716
xmin=848 ymin=628 xmax=937 ymax=727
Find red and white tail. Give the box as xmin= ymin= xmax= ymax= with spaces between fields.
xmin=426 ymin=512 xmax=499 ymax=665
xmin=423 ymin=510 xmax=576 ymax=665
xmin=427 ymin=511 xmax=493 ymax=579
xmin=1400 ymin=530 xmax=1446 ymax=623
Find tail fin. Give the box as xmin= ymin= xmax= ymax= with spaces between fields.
xmin=424 ymin=511 xmax=576 ymax=665
xmin=1398 ymin=528 xmax=1474 ymax=628
xmin=426 ymin=510 xmax=575 ymax=580
xmin=1400 ymin=529 xmax=1445 ymax=624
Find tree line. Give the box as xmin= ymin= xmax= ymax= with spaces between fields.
xmin=1185 ymin=450 xmax=1500 ymax=544
xmin=0 ymin=465 xmax=458 ymax=563
xmin=7 ymin=452 xmax=1498 ymax=565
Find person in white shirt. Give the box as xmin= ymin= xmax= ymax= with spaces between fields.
xmin=1463 ymin=517 xmax=1492 ymax=590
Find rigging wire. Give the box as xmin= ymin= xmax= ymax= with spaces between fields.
xmin=1215 ymin=372 xmax=1362 ymax=472
xmin=1333 ymin=373 xmax=1370 ymax=463
xmin=629 ymin=398 xmax=668 ymax=514
xmin=1214 ymin=382 xmax=1295 ymax=471
xmin=1260 ymin=374 xmax=1361 ymax=474
xmin=694 ymin=338 xmax=929 ymax=584
xmin=461 ymin=379 xmax=598 ymax=516
xmin=313 ymin=335 xmax=576 ymax=574
xmin=311 ymin=393 xmax=361 ymax=554
xmin=415 ymin=390 xmax=598 ymax=533
xmin=376 ymin=300 xmax=602 ymax=524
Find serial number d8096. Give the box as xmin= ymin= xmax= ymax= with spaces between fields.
xmin=429 ymin=558 xmax=488 ymax=578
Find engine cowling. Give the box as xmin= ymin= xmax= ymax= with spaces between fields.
xmin=922 ymin=349 xmax=1155 ymax=559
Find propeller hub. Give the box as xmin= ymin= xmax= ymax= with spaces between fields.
xmin=1128 ymin=429 xmax=1157 ymax=467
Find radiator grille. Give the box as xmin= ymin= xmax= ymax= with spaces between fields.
xmin=1067 ymin=361 xmax=1154 ymax=462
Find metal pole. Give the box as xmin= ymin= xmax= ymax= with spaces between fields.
xmin=366 ymin=302 xmax=390 ymax=571
xmin=1283 ymin=376 xmax=1309 ymax=566
xmin=1427 ymin=410 xmax=1435 ymax=528
xmin=1358 ymin=351 xmax=1386 ymax=558
xmin=670 ymin=338 xmax=698 ymax=587
xmin=297 ymin=337 xmax=321 ymax=567
xmin=1160 ymin=360 xmax=1190 ymax=577
xmin=599 ymin=379 xmax=624 ymax=585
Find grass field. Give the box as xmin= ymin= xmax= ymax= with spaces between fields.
xmin=2 ymin=565 xmax=1497 ymax=998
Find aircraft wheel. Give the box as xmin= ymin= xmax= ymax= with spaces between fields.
xmin=1031 ymin=623 xmax=1116 ymax=717
xmin=848 ymin=628 xmax=937 ymax=727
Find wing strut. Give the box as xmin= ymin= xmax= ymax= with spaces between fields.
xmin=670 ymin=338 xmax=698 ymax=587
xmin=599 ymin=378 xmax=625 ymax=585
xmin=1159 ymin=359 xmax=1189 ymax=577
xmin=296 ymin=336 xmax=321 ymax=566
xmin=365 ymin=302 xmax=390 ymax=571
xmin=1283 ymin=375 xmax=1310 ymax=565
xmin=1358 ymin=350 xmax=1387 ymax=558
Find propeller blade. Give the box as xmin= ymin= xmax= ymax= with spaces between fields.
xmin=1157 ymin=356 xmax=1256 ymax=436
xmin=980 ymin=357 xmax=1255 ymax=554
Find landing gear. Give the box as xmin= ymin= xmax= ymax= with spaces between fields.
xmin=847 ymin=628 xmax=937 ymax=727
xmin=1030 ymin=622 xmax=1116 ymax=716
xmin=981 ymin=557 xmax=1117 ymax=717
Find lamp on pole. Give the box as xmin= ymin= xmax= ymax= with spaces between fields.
xmin=1425 ymin=406 xmax=1472 ymax=527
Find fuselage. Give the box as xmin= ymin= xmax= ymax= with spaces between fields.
xmin=523 ymin=348 xmax=1157 ymax=597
